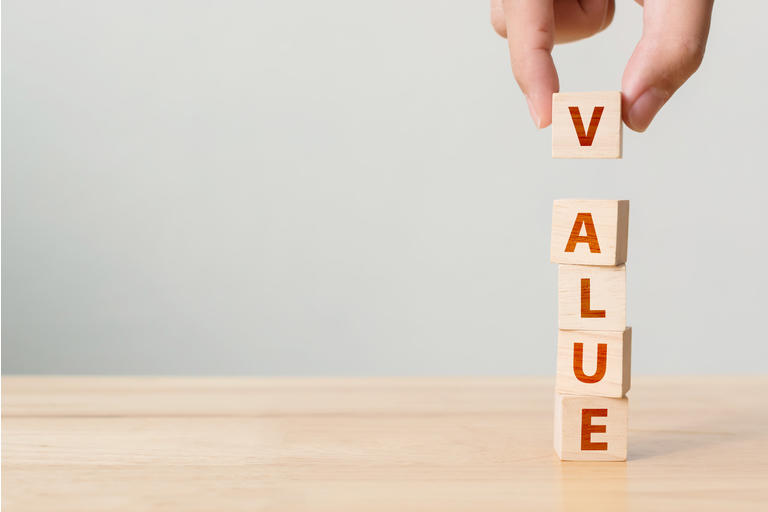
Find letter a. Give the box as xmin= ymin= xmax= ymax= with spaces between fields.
xmin=564 ymin=212 xmax=601 ymax=253
xmin=573 ymin=342 xmax=607 ymax=383
xmin=580 ymin=278 xmax=606 ymax=318
xmin=568 ymin=106 xmax=604 ymax=146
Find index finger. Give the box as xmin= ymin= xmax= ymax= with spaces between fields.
xmin=503 ymin=0 xmax=559 ymax=128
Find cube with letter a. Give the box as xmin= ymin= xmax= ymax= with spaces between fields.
xmin=551 ymin=199 xmax=629 ymax=266
xmin=552 ymin=91 xmax=622 ymax=159
xmin=554 ymin=393 xmax=628 ymax=461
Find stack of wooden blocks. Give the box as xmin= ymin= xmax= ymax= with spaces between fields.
xmin=550 ymin=92 xmax=629 ymax=461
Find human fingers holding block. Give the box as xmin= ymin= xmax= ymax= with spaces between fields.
xmin=551 ymin=199 xmax=630 ymax=461
xmin=490 ymin=0 xmax=714 ymax=132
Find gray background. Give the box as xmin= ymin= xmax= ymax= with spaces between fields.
xmin=3 ymin=1 xmax=766 ymax=375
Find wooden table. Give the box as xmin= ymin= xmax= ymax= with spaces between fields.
xmin=3 ymin=377 xmax=767 ymax=511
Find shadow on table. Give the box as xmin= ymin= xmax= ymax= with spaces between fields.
xmin=629 ymin=427 xmax=738 ymax=460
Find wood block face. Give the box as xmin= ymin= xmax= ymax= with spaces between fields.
xmin=552 ymin=91 xmax=622 ymax=159
xmin=554 ymin=393 xmax=628 ymax=461
xmin=556 ymin=328 xmax=631 ymax=398
xmin=558 ymin=264 xmax=626 ymax=331
xmin=550 ymin=199 xmax=629 ymax=266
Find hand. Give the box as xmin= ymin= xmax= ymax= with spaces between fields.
xmin=491 ymin=0 xmax=714 ymax=132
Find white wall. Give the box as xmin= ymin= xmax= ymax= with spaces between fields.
xmin=3 ymin=1 xmax=766 ymax=374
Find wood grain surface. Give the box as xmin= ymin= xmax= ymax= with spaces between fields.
xmin=3 ymin=376 xmax=767 ymax=511
xmin=550 ymin=199 xmax=629 ymax=266
xmin=552 ymin=91 xmax=622 ymax=159
xmin=558 ymin=264 xmax=626 ymax=331
xmin=556 ymin=328 xmax=631 ymax=398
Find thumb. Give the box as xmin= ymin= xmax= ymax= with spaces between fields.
xmin=622 ymin=0 xmax=713 ymax=132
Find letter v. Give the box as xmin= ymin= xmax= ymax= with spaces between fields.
xmin=568 ymin=106 xmax=604 ymax=146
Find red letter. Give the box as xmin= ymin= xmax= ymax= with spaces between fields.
xmin=568 ymin=106 xmax=604 ymax=146
xmin=564 ymin=212 xmax=601 ymax=254
xmin=581 ymin=409 xmax=608 ymax=450
xmin=573 ymin=343 xmax=607 ymax=383
xmin=580 ymin=278 xmax=606 ymax=318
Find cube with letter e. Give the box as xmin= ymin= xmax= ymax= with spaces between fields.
xmin=554 ymin=394 xmax=628 ymax=461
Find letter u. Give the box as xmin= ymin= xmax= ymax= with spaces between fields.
xmin=573 ymin=342 xmax=607 ymax=383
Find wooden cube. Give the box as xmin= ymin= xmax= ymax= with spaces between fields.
xmin=550 ymin=199 xmax=629 ymax=266
xmin=556 ymin=328 xmax=631 ymax=398
xmin=554 ymin=393 xmax=628 ymax=461
xmin=559 ymin=264 xmax=626 ymax=331
xmin=552 ymin=91 xmax=622 ymax=159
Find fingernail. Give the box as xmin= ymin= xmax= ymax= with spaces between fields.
xmin=627 ymin=87 xmax=670 ymax=132
xmin=526 ymin=96 xmax=542 ymax=129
